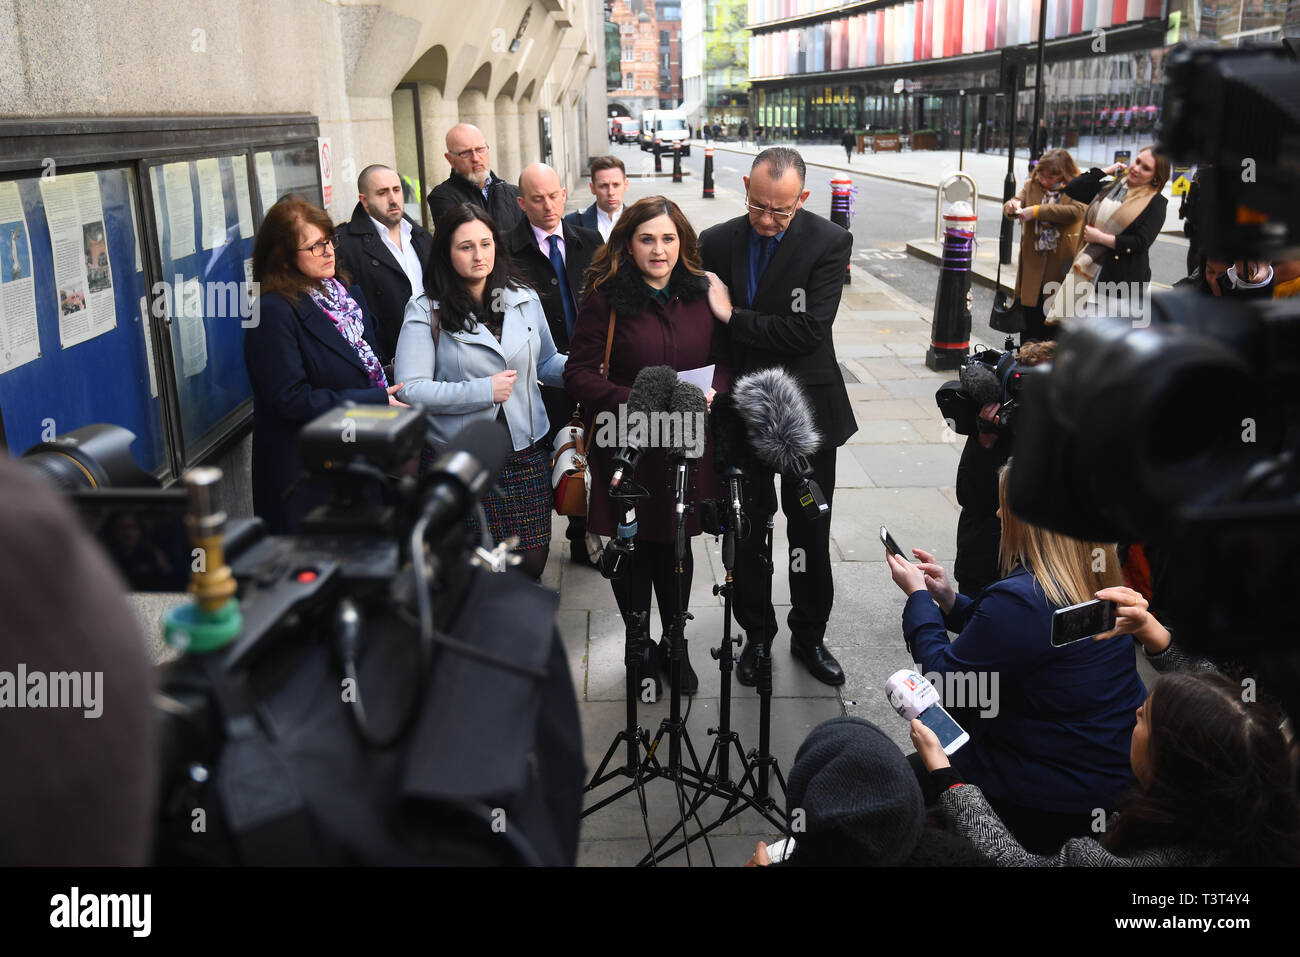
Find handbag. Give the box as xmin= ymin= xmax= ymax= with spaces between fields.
xmin=551 ymin=308 xmax=617 ymax=515
xmin=990 ymin=253 xmax=1027 ymax=335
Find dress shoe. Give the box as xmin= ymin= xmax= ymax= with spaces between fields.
xmin=657 ymin=635 xmax=698 ymax=696
xmin=790 ymin=638 xmax=845 ymax=686
xmin=735 ymin=640 xmax=758 ymax=687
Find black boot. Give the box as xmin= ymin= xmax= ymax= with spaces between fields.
xmin=657 ymin=634 xmax=698 ymax=696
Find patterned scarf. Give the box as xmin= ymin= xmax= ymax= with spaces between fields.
xmin=1033 ymin=185 xmax=1064 ymax=253
xmin=308 ymin=278 xmax=388 ymax=389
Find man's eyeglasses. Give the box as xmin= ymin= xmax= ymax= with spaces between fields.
xmin=744 ymin=192 xmax=798 ymax=222
xmin=299 ymin=235 xmax=338 ymax=257
xmin=454 ymin=145 xmax=490 ymax=161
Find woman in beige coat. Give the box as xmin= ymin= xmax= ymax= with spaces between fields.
xmin=1002 ymin=149 xmax=1084 ymax=344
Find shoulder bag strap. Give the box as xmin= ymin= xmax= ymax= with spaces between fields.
xmin=599 ymin=307 xmax=616 ymax=380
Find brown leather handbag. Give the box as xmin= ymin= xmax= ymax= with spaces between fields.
xmin=551 ymin=308 xmax=617 ymax=515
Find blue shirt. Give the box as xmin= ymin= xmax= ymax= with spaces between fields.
xmin=746 ymin=224 xmax=786 ymax=305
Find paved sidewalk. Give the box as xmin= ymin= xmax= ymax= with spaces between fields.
xmin=696 ymin=140 xmax=1187 ymax=236
xmin=557 ymin=174 xmax=964 ymax=866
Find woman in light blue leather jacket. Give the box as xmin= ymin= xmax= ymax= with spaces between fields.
xmin=394 ymin=203 xmax=565 ymax=579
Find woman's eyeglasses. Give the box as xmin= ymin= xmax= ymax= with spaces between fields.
xmin=299 ymin=235 xmax=339 ymax=257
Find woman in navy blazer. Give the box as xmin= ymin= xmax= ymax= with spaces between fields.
xmin=245 ymin=197 xmax=406 ymax=533
xmin=886 ymin=460 xmax=1146 ymax=855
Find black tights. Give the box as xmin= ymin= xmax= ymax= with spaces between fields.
xmin=516 ymin=545 xmax=548 ymax=582
xmin=610 ymin=541 xmax=694 ymax=637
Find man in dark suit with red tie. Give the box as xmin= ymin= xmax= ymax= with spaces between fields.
xmin=699 ymin=147 xmax=857 ymax=686
xmin=509 ymin=163 xmax=603 ymax=567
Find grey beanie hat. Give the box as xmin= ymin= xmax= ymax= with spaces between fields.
xmin=784 ymin=716 xmax=925 ymax=866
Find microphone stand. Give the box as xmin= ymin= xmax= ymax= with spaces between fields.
xmin=633 ymin=455 xmax=715 ymax=866
xmin=737 ymin=476 xmax=790 ymax=811
xmin=581 ymin=482 xmax=665 ymax=862
xmin=637 ymin=465 xmax=792 ymax=864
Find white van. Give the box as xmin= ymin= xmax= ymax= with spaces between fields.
xmin=638 ymin=110 xmax=691 ymax=156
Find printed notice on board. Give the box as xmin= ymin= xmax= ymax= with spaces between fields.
xmin=39 ymin=171 xmax=118 ymax=350
xmin=196 ymin=158 xmax=227 ymax=250
xmin=0 ymin=181 xmax=41 ymax=373
xmin=138 ymin=295 xmax=159 ymax=398
xmin=162 ymin=162 xmax=197 ymax=259
xmin=255 ymin=153 xmax=278 ymax=212
xmin=232 ymin=165 xmax=254 ymax=239
xmin=176 ymin=276 xmax=208 ymax=377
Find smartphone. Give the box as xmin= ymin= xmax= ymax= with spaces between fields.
xmin=766 ymin=837 xmax=795 ymax=864
xmin=918 ymin=702 xmax=970 ymax=755
xmin=1051 ymin=598 xmax=1118 ymax=647
xmin=879 ymin=525 xmax=905 ymax=559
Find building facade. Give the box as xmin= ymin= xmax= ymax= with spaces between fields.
xmin=746 ymin=0 xmax=1298 ymax=162
xmin=0 ymin=0 xmax=609 ymax=509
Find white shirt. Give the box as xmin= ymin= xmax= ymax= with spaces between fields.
xmin=595 ymin=204 xmax=623 ymax=242
xmin=370 ymin=215 xmax=423 ymax=296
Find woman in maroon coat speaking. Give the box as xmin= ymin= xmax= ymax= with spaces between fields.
xmin=565 ymin=196 xmax=732 ymax=696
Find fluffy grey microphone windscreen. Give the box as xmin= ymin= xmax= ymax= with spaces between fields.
xmin=731 ymin=368 xmax=822 ymax=474
xmin=668 ymin=380 xmax=708 ymax=459
xmin=959 ymin=360 xmax=1002 ymax=408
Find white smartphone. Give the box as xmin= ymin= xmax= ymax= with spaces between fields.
xmin=917 ymin=702 xmax=970 ymax=755
xmin=766 ymin=837 xmax=795 ymax=864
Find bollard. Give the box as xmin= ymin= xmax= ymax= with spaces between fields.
xmin=829 ymin=178 xmax=856 ymax=285
xmin=654 ymin=137 xmax=663 ymax=173
xmin=702 ymin=147 xmax=715 ymax=198
xmin=926 ymin=200 xmax=977 ymax=371
xmin=672 ymin=142 xmax=682 ymax=183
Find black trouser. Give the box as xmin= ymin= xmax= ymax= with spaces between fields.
xmin=733 ymin=446 xmax=837 ymax=648
xmin=1018 ymin=294 xmax=1057 ymax=346
xmin=610 ymin=540 xmax=694 ymax=639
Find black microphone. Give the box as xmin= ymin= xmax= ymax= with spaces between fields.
xmin=609 ymin=365 xmax=678 ymax=493
xmin=730 ymin=367 xmax=822 ymax=474
xmin=418 ymin=419 xmax=512 ymax=536
xmin=667 ymin=379 xmax=708 ymax=461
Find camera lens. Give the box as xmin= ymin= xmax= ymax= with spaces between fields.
xmin=20 ymin=424 xmax=153 ymax=490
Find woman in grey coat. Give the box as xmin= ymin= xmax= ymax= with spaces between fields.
xmin=394 ymin=204 xmax=565 ymax=579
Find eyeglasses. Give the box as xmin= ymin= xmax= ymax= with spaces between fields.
xmin=298 ymin=234 xmax=338 ymax=257
xmin=454 ymin=145 xmax=490 ymax=161
xmin=744 ymin=192 xmax=798 ymax=222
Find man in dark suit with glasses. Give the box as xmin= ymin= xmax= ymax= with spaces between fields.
xmin=699 ymin=147 xmax=857 ymax=687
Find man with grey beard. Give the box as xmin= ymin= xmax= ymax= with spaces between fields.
xmin=425 ymin=123 xmax=522 ymax=234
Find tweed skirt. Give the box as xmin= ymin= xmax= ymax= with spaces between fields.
xmin=420 ymin=439 xmax=553 ymax=551
xmin=470 ymin=441 xmax=553 ymax=551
